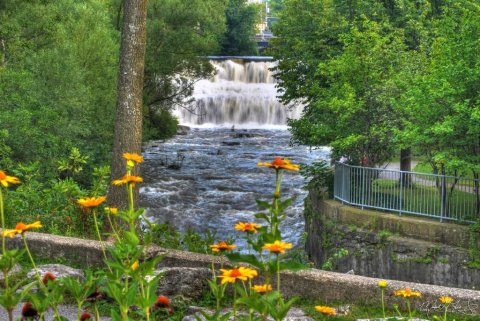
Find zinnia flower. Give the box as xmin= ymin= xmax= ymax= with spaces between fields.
xmin=123 ymin=152 xmax=144 ymax=164
xmin=153 ymin=295 xmax=170 ymax=308
xmin=218 ymin=267 xmax=257 ymax=284
xmin=257 ymin=157 xmax=300 ymax=171
xmin=439 ymin=296 xmax=453 ymax=304
xmin=262 ymin=240 xmax=292 ymax=254
xmin=77 ymin=196 xmax=106 ymax=208
xmin=3 ymin=221 xmax=42 ymax=238
xmin=42 ymin=272 xmax=56 ymax=285
xmin=378 ymin=280 xmax=388 ymax=289
xmin=0 ymin=170 xmax=20 ymax=188
xmin=21 ymin=302 xmax=38 ymax=319
xmin=210 ymin=241 xmax=236 ymax=252
xmin=253 ymin=284 xmax=272 ymax=293
xmin=80 ymin=312 xmax=93 ymax=321
xmin=152 ymin=295 xmax=174 ymax=314
xmin=315 ymin=306 xmax=337 ymax=316
xmin=393 ymin=289 xmax=421 ymax=298
xmin=112 ymin=175 xmax=143 ymax=186
xmin=235 ymin=222 xmax=261 ymax=233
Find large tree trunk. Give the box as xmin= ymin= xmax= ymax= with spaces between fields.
xmin=108 ymin=0 xmax=148 ymax=209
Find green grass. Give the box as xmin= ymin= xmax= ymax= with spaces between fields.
xmin=352 ymin=179 xmax=480 ymax=222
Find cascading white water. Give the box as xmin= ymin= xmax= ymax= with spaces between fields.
xmin=176 ymin=59 xmax=302 ymax=128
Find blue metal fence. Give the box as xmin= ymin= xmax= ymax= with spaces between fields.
xmin=333 ymin=162 xmax=480 ymax=223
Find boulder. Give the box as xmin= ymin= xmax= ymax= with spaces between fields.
xmin=182 ymin=307 xmax=315 ymax=321
xmin=156 ymin=267 xmax=211 ymax=300
xmin=177 ymin=125 xmax=191 ymax=135
xmin=26 ymin=264 xmax=85 ymax=282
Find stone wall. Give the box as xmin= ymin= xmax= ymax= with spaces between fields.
xmin=304 ymin=191 xmax=480 ymax=290
xmin=4 ymin=231 xmax=480 ymax=315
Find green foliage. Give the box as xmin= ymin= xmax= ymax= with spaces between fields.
xmin=218 ymin=0 xmax=259 ymax=56
xmin=300 ymin=160 xmax=334 ymax=196
xmin=143 ymin=107 xmax=179 ymax=141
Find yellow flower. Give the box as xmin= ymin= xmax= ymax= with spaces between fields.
xmin=257 ymin=157 xmax=300 ymax=171
xmin=218 ymin=267 xmax=257 ymax=284
xmin=262 ymin=240 xmax=293 ymax=254
xmin=105 ymin=207 xmax=118 ymax=215
xmin=3 ymin=221 xmax=42 ymax=238
xmin=210 ymin=241 xmax=236 ymax=252
xmin=123 ymin=152 xmax=144 ymax=164
xmin=378 ymin=280 xmax=388 ymax=289
xmin=253 ymin=284 xmax=272 ymax=293
xmin=235 ymin=222 xmax=261 ymax=233
xmin=131 ymin=260 xmax=139 ymax=271
xmin=112 ymin=175 xmax=143 ymax=186
xmin=77 ymin=196 xmax=107 ymax=208
xmin=315 ymin=306 xmax=337 ymax=316
xmin=393 ymin=289 xmax=421 ymax=298
xmin=439 ymin=296 xmax=453 ymax=305
xmin=0 ymin=170 xmax=20 ymax=188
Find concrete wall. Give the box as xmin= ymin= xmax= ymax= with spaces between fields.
xmin=304 ymin=191 xmax=480 ymax=290
xmin=4 ymin=230 xmax=480 ymax=315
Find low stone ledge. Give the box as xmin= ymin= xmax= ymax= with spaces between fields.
xmin=5 ymin=232 xmax=480 ymax=314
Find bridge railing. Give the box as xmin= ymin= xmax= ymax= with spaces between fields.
xmin=333 ymin=162 xmax=480 ymax=223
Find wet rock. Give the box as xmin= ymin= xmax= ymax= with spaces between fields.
xmin=221 ymin=141 xmax=241 ymax=146
xmin=231 ymin=132 xmax=255 ymax=139
xmin=26 ymin=264 xmax=84 ymax=282
xmin=156 ymin=267 xmax=211 ymax=300
xmin=177 ymin=125 xmax=191 ymax=135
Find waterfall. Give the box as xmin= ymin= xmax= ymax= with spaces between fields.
xmin=175 ymin=58 xmax=302 ymax=128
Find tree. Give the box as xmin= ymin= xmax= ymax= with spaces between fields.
xmin=142 ymin=0 xmax=226 ymax=140
xmin=0 ymin=0 xmax=118 ymax=179
xmin=108 ymin=0 xmax=148 ymax=208
xmin=288 ymin=19 xmax=407 ymax=166
xmin=219 ymin=0 xmax=259 ymax=56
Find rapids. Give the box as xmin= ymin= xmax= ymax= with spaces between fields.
xmin=140 ymin=58 xmax=329 ymax=252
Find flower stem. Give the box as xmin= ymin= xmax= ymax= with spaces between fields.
xmin=92 ymin=210 xmax=109 ymax=265
xmin=94 ymin=304 xmax=101 ymax=321
xmin=276 ymin=254 xmax=280 ymax=293
xmin=407 ymin=299 xmax=412 ymax=320
xmin=381 ymin=289 xmax=386 ymax=319
xmin=0 ymin=188 xmax=5 ymax=254
xmin=22 ymin=234 xmax=40 ymax=281
xmin=443 ymin=305 xmax=448 ymax=321
xmin=107 ymin=213 xmax=121 ymax=243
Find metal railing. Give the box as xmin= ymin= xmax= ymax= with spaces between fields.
xmin=334 ymin=162 xmax=480 ymax=223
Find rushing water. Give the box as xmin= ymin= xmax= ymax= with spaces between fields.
xmin=140 ymin=58 xmax=329 ymax=251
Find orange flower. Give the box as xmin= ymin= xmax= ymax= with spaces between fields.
xmin=3 ymin=221 xmax=42 ymax=238
xmin=123 ymin=152 xmax=144 ymax=164
xmin=253 ymin=284 xmax=272 ymax=293
xmin=235 ymin=222 xmax=262 ymax=233
xmin=315 ymin=306 xmax=337 ymax=316
xmin=262 ymin=240 xmax=292 ymax=254
xmin=0 ymin=170 xmax=20 ymax=188
xmin=439 ymin=296 xmax=453 ymax=305
xmin=393 ymin=289 xmax=421 ymax=298
xmin=257 ymin=157 xmax=300 ymax=171
xmin=105 ymin=207 xmax=118 ymax=215
xmin=42 ymin=272 xmax=56 ymax=285
xmin=210 ymin=241 xmax=236 ymax=252
xmin=112 ymin=175 xmax=143 ymax=186
xmin=131 ymin=260 xmax=139 ymax=271
xmin=218 ymin=267 xmax=257 ymax=284
xmin=77 ymin=196 xmax=106 ymax=208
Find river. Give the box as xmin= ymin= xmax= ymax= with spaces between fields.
xmin=140 ymin=58 xmax=329 ymax=251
